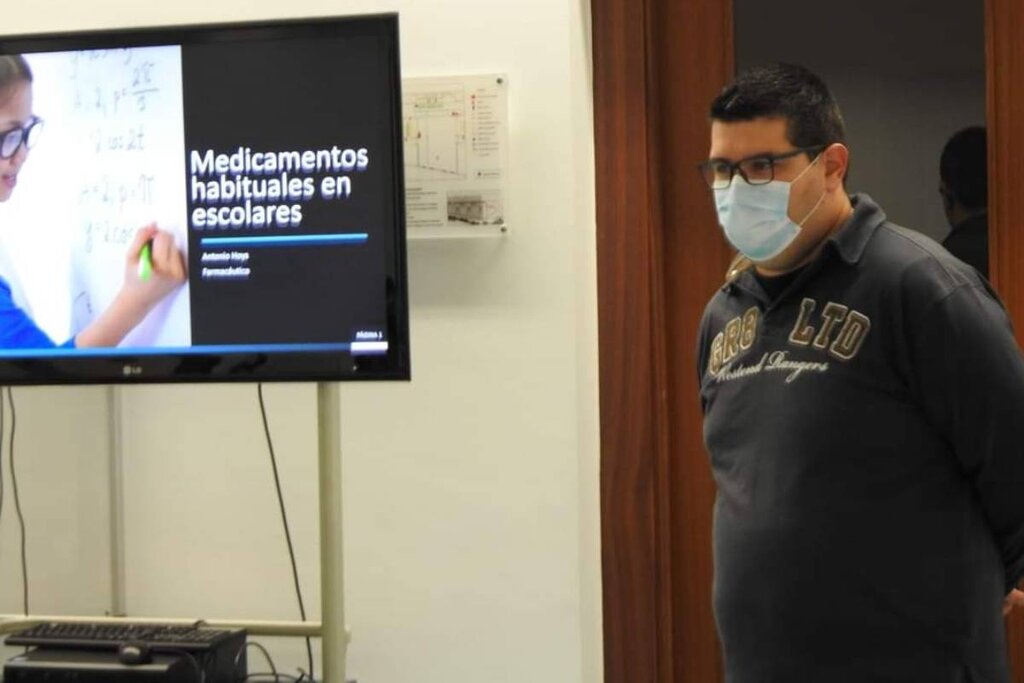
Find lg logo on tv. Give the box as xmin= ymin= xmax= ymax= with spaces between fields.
xmin=122 ymin=365 xmax=143 ymax=376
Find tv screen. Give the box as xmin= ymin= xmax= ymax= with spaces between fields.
xmin=0 ymin=14 xmax=409 ymax=384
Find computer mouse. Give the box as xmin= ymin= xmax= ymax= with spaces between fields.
xmin=117 ymin=641 xmax=153 ymax=665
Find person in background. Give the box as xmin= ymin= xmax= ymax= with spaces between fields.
xmin=696 ymin=63 xmax=1024 ymax=682
xmin=940 ymin=125 xmax=988 ymax=279
xmin=0 ymin=53 xmax=185 ymax=348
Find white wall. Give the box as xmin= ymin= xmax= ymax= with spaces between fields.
xmin=1 ymin=2 xmax=602 ymax=682
xmin=0 ymin=386 xmax=113 ymax=619
xmin=735 ymin=0 xmax=986 ymax=243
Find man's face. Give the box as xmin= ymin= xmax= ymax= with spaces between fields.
xmin=0 ymin=81 xmax=33 ymax=203
xmin=709 ymin=116 xmax=833 ymax=272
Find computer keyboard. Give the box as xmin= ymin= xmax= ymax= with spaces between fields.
xmin=4 ymin=621 xmax=241 ymax=652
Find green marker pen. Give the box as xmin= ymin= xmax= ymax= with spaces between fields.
xmin=138 ymin=240 xmax=153 ymax=281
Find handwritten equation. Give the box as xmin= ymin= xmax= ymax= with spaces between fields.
xmin=65 ymin=48 xmax=173 ymax=253
xmin=70 ymin=50 xmax=160 ymax=115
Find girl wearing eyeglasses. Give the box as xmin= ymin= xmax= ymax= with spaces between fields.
xmin=0 ymin=54 xmax=186 ymax=349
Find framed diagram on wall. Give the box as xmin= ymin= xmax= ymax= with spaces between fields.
xmin=403 ymin=74 xmax=508 ymax=239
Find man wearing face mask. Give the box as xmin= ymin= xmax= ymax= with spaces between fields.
xmin=696 ymin=63 xmax=1024 ymax=682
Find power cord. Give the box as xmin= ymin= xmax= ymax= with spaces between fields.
xmin=233 ymin=641 xmax=277 ymax=682
xmin=7 ymin=387 xmax=28 ymax=614
xmin=257 ymin=384 xmax=315 ymax=681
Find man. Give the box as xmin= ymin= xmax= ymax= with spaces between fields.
xmin=696 ymin=63 xmax=1024 ymax=682
xmin=940 ymin=126 xmax=988 ymax=279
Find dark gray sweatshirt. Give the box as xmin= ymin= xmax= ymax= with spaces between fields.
xmin=697 ymin=194 xmax=1024 ymax=683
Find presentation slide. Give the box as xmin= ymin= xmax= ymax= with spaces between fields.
xmin=0 ymin=36 xmax=396 ymax=356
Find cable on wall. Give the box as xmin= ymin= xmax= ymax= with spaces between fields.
xmin=7 ymin=387 xmax=28 ymax=614
xmin=257 ymin=383 xmax=315 ymax=681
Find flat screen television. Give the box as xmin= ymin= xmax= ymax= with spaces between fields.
xmin=0 ymin=14 xmax=409 ymax=384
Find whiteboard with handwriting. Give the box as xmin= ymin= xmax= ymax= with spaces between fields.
xmin=6 ymin=48 xmax=190 ymax=347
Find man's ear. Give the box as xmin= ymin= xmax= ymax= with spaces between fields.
xmin=939 ymin=183 xmax=955 ymax=215
xmin=822 ymin=143 xmax=849 ymax=191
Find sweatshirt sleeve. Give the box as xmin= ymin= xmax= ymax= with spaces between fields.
xmin=0 ymin=278 xmax=64 ymax=349
xmin=908 ymin=282 xmax=1024 ymax=592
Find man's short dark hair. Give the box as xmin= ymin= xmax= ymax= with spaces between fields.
xmin=710 ymin=63 xmax=846 ymax=151
xmin=940 ymin=126 xmax=987 ymax=211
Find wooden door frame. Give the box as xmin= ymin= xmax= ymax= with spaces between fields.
xmin=594 ymin=0 xmax=1024 ymax=680
xmin=986 ymin=0 xmax=1024 ymax=677
xmin=592 ymin=0 xmax=732 ymax=680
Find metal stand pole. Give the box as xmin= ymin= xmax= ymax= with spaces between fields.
xmin=317 ymin=382 xmax=346 ymax=682
xmin=107 ymin=387 xmax=126 ymax=617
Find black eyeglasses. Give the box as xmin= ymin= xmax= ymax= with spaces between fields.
xmin=697 ymin=144 xmax=826 ymax=190
xmin=0 ymin=117 xmax=43 ymax=160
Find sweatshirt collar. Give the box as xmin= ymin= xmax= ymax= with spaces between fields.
xmin=828 ymin=193 xmax=887 ymax=265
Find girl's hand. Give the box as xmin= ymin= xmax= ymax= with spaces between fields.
xmin=122 ymin=223 xmax=187 ymax=311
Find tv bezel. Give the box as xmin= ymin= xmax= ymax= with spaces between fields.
xmin=0 ymin=13 xmax=410 ymax=385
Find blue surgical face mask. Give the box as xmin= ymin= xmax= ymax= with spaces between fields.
xmin=713 ymin=155 xmax=825 ymax=262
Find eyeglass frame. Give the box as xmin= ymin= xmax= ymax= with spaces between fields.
xmin=697 ymin=144 xmax=828 ymax=190
xmin=0 ymin=116 xmax=43 ymax=160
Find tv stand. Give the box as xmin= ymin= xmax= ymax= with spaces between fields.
xmin=0 ymin=382 xmax=349 ymax=683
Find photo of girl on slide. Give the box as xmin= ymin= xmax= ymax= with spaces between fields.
xmin=0 ymin=54 xmax=186 ymax=349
